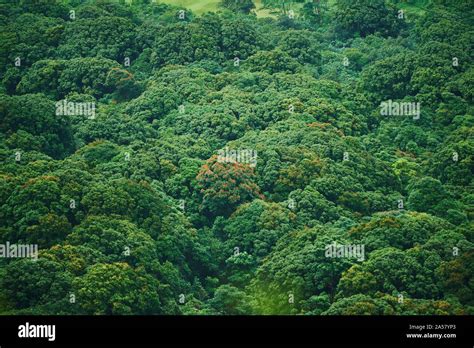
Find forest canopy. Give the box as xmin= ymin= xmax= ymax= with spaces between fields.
xmin=0 ymin=0 xmax=472 ymax=316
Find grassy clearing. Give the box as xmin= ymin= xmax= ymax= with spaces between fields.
xmin=156 ymin=0 xmax=282 ymax=17
xmin=254 ymin=0 xmax=277 ymax=18
xmin=156 ymin=0 xmax=431 ymax=18
xmin=156 ymin=0 xmax=221 ymax=14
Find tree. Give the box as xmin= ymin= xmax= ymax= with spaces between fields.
xmin=57 ymin=16 xmax=138 ymax=62
xmin=151 ymin=22 xmax=221 ymax=67
xmin=1 ymin=174 xmax=72 ymax=247
xmin=220 ymin=0 xmax=255 ymax=14
xmin=1 ymin=13 xmax=64 ymax=71
xmin=437 ymin=251 xmax=474 ymax=306
xmin=246 ymin=49 xmax=301 ymax=74
xmin=221 ymin=199 xmax=295 ymax=259
xmin=348 ymin=212 xmax=452 ymax=252
xmin=72 ymin=263 xmax=162 ymax=315
xmin=196 ymin=155 xmax=263 ymax=217
xmin=2 ymin=258 xmax=72 ymax=310
xmin=336 ymin=247 xmax=442 ymax=299
xmin=221 ymin=17 xmax=260 ymax=60
xmin=278 ymin=30 xmax=322 ymax=65
xmin=0 ymin=94 xmax=74 ymax=158
xmin=359 ymin=52 xmax=418 ymax=102
xmin=250 ymin=226 xmax=353 ymax=314
xmin=406 ymin=177 xmax=466 ymax=224
xmin=262 ymin=0 xmax=298 ymax=15
xmin=66 ymin=216 xmax=158 ymax=267
xmin=324 ymin=294 xmax=395 ymax=315
xmin=209 ymin=284 xmax=253 ymax=314
xmin=334 ymin=0 xmax=404 ymax=38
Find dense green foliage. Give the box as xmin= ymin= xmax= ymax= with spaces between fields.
xmin=0 ymin=0 xmax=472 ymax=315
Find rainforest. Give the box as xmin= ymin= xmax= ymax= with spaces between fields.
xmin=0 ymin=0 xmax=472 ymax=316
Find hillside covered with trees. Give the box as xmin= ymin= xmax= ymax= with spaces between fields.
xmin=0 ymin=0 xmax=472 ymax=315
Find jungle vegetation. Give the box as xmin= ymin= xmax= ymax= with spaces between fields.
xmin=0 ymin=0 xmax=472 ymax=315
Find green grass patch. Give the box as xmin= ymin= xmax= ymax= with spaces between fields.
xmin=157 ymin=0 xmax=221 ymax=14
xmin=397 ymin=0 xmax=431 ymax=16
xmin=156 ymin=0 xmax=285 ymax=18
